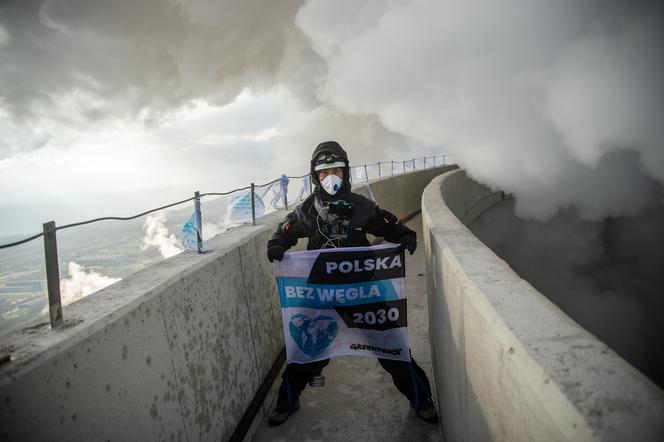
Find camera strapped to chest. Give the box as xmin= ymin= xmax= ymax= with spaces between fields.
xmin=314 ymin=198 xmax=354 ymax=239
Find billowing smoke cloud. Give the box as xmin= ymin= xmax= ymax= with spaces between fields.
xmin=58 ymin=261 xmax=121 ymax=307
xmin=271 ymin=102 xmax=422 ymax=173
xmin=1 ymin=0 xmax=662 ymax=220
xmin=294 ymin=0 xmax=664 ymax=220
xmin=0 ymin=0 xmax=301 ymax=121
xmin=141 ymin=213 xmax=182 ymax=258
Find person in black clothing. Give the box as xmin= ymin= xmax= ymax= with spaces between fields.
xmin=266 ymin=141 xmax=439 ymax=426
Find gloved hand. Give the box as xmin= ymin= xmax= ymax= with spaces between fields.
xmin=267 ymin=245 xmax=285 ymax=262
xmin=400 ymin=236 xmax=417 ymax=255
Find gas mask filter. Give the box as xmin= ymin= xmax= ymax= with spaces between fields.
xmin=321 ymin=174 xmax=342 ymax=195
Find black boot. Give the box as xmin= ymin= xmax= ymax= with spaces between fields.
xmin=268 ymin=400 xmax=300 ymax=426
xmin=411 ymin=398 xmax=439 ymax=423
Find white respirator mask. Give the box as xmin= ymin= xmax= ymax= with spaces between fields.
xmin=321 ymin=174 xmax=342 ymax=195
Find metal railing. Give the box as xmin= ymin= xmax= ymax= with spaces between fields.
xmin=0 ymin=155 xmax=450 ymax=329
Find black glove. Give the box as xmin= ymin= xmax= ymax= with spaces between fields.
xmin=400 ymin=236 xmax=417 ymax=255
xmin=267 ymin=244 xmax=285 ymax=262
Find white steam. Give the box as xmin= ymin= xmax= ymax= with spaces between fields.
xmin=0 ymin=24 xmax=9 ymax=48
xmin=141 ymin=213 xmax=183 ymax=258
xmin=1 ymin=0 xmax=662 ymax=221
xmin=295 ymin=0 xmax=664 ymax=220
xmin=58 ymin=261 xmax=120 ymax=307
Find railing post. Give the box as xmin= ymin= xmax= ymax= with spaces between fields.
xmin=364 ymin=164 xmax=369 ymax=182
xmin=280 ymin=175 xmax=289 ymax=210
xmin=251 ymin=183 xmax=256 ymax=225
xmin=412 ymin=158 xmax=416 ymax=170
xmin=43 ymin=221 xmax=63 ymax=328
xmin=391 ymin=160 xmax=394 ymax=176
xmin=377 ymin=162 xmax=382 ymax=179
xmin=194 ymin=191 xmax=202 ymax=254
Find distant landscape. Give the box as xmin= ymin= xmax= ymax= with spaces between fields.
xmin=0 ymin=166 xmax=397 ymax=333
xmin=0 ymin=195 xmax=234 ymax=333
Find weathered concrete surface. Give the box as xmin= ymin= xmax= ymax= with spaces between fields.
xmin=0 ymin=166 xmax=451 ymax=442
xmin=251 ymin=215 xmax=442 ymax=442
xmin=0 ymin=222 xmax=288 ymax=442
xmin=422 ymin=169 xmax=664 ymax=441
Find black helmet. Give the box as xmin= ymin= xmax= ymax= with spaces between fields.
xmin=310 ymin=141 xmax=351 ymax=197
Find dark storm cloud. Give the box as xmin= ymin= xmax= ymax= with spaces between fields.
xmin=0 ymin=0 xmax=304 ymax=132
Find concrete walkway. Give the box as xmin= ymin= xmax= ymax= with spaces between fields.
xmin=251 ymin=215 xmax=442 ymax=442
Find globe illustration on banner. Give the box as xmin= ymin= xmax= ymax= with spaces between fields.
xmin=289 ymin=313 xmax=338 ymax=357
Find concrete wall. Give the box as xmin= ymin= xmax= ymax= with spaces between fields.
xmin=0 ymin=166 xmax=450 ymax=442
xmin=422 ymin=169 xmax=664 ymax=441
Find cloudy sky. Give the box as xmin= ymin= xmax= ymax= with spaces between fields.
xmin=0 ymin=0 xmax=662 ymax=236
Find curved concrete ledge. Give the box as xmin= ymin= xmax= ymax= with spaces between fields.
xmin=0 ymin=165 xmax=452 ymax=442
xmin=422 ymin=169 xmax=664 ymax=441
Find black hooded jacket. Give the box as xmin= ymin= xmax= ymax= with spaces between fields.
xmin=267 ymin=141 xmax=416 ymax=251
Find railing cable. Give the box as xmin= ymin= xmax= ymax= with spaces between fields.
xmin=56 ymin=196 xmax=199 ymax=231
xmin=0 ymin=155 xmax=451 ymax=250
xmin=0 ymin=232 xmax=45 ymax=250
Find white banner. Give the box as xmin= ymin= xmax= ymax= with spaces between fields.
xmin=273 ymin=243 xmax=410 ymax=364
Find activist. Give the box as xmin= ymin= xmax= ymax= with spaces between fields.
xmin=266 ymin=140 xmax=438 ymax=426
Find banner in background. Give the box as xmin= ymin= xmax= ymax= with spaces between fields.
xmin=269 ymin=174 xmax=289 ymax=210
xmin=228 ymin=191 xmax=265 ymax=224
xmin=274 ymin=244 xmax=409 ymax=364
xmin=294 ymin=175 xmax=311 ymax=202
xmin=181 ymin=196 xmax=211 ymax=252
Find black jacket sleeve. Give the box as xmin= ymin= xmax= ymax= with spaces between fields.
xmin=365 ymin=205 xmax=416 ymax=244
xmin=267 ymin=205 xmax=310 ymax=251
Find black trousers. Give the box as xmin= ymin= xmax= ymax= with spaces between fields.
xmin=275 ymin=352 xmax=433 ymax=411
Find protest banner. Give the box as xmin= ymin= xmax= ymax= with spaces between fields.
xmin=273 ymin=243 xmax=409 ymax=364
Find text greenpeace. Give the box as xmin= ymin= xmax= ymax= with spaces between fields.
xmin=274 ymin=244 xmax=410 ymax=364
